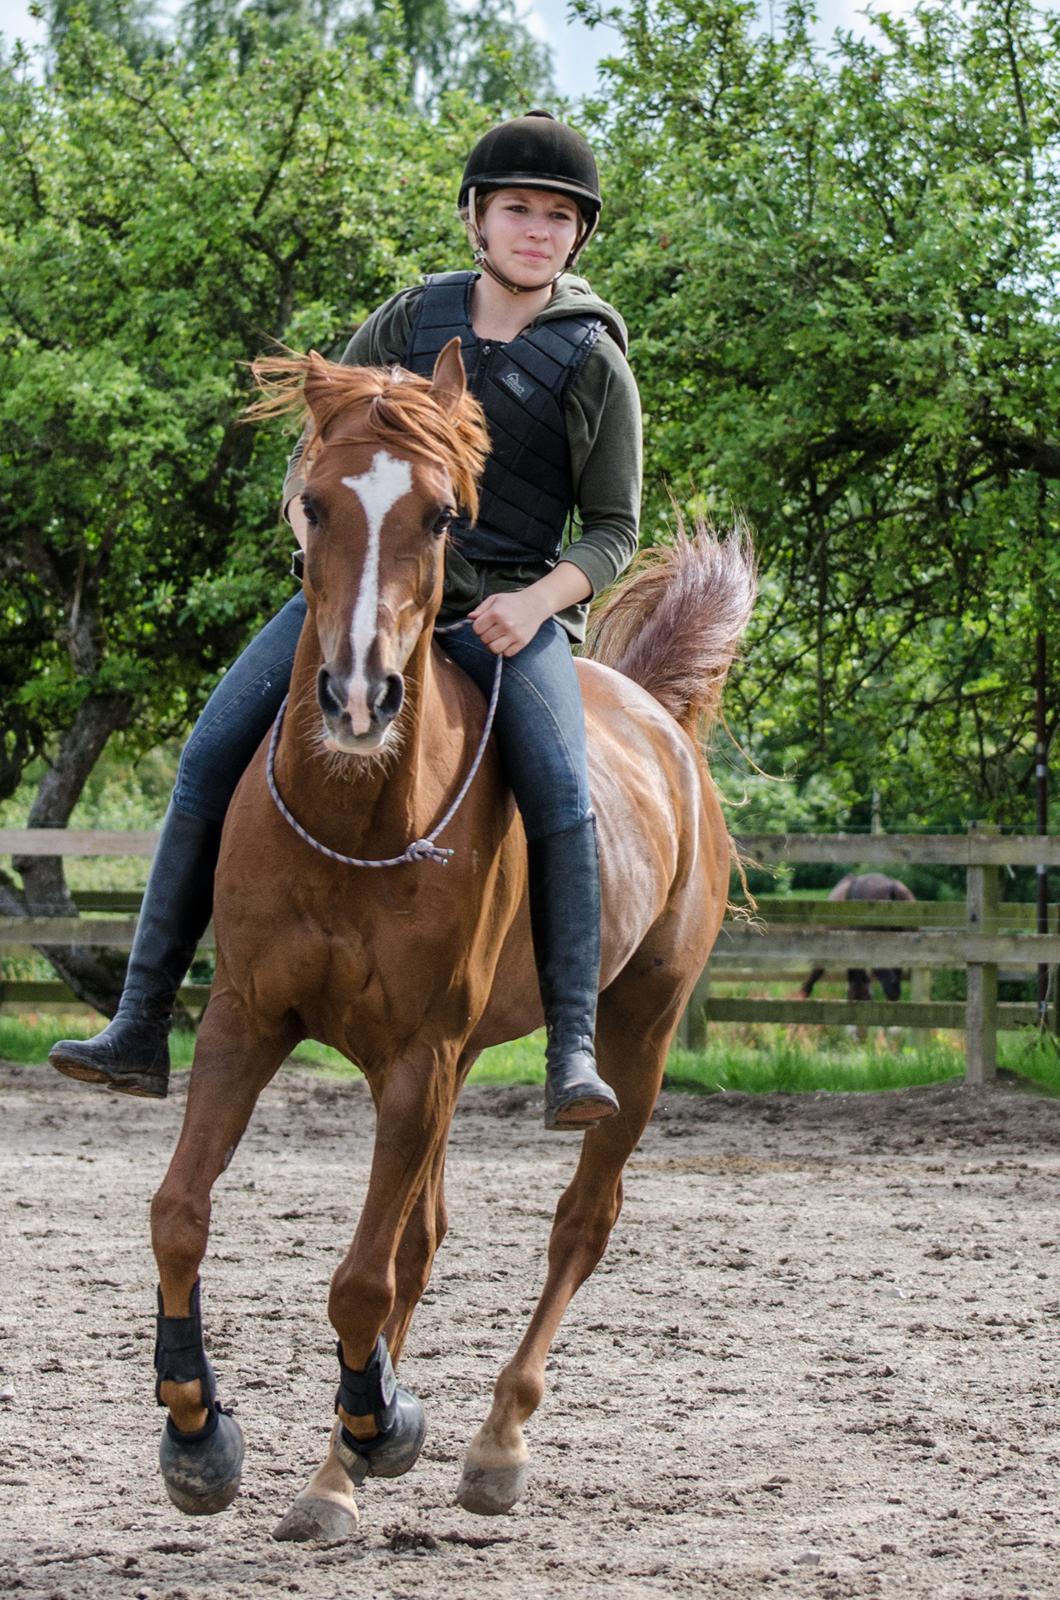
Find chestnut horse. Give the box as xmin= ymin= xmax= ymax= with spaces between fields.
xmin=149 ymin=342 xmax=755 ymax=1541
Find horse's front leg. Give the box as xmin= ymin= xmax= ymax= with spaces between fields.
xmin=151 ymin=997 xmax=298 ymax=1516
xmin=385 ymin=1129 xmax=450 ymax=1361
xmin=273 ymin=1053 xmax=457 ymax=1543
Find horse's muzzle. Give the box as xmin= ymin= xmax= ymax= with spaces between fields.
xmin=317 ymin=664 xmax=405 ymax=750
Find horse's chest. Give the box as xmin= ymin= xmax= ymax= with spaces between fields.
xmin=256 ymin=886 xmax=484 ymax=1022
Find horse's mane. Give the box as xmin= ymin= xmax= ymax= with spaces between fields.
xmin=247 ymin=352 xmax=490 ymax=520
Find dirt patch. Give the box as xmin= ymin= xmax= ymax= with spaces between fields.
xmin=2 ymin=1062 xmax=1059 ymax=1598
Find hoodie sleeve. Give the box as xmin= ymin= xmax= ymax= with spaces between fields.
xmin=279 ymin=287 xmax=421 ymax=518
xmin=560 ymin=331 xmax=642 ymax=597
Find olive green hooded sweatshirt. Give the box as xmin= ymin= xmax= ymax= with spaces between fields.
xmin=281 ymin=272 xmax=641 ymax=643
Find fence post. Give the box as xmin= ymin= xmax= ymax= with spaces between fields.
xmin=909 ymin=966 xmax=931 ymax=1048
xmin=965 ymin=824 xmax=999 ymax=1085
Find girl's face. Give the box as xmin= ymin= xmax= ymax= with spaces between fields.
xmin=477 ymin=187 xmax=581 ymax=288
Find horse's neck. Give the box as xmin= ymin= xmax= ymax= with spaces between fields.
xmin=275 ymin=618 xmax=453 ymax=858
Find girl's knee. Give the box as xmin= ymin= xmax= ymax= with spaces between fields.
xmin=172 ymin=759 xmax=232 ymax=826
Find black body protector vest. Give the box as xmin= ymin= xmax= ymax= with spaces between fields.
xmin=402 ymin=272 xmax=603 ymax=567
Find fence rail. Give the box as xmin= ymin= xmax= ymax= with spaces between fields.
xmin=736 ymin=832 xmax=1060 ymax=867
xmin=0 ymin=829 xmax=159 ymax=858
xmin=2 ymin=827 xmax=1057 ymax=1082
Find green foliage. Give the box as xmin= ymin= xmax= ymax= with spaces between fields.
xmin=0 ymin=22 xmax=491 ymax=810
xmin=45 ymin=0 xmax=557 ymax=107
xmin=4 ymin=0 xmax=1060 ymax=853
xmin=343 ymin=0 xmax=556 ymax=109
xmin=42 ymin=0 xmax=168 ymax=66
xmin=585 ymin=0 xmax=1060 ymax=829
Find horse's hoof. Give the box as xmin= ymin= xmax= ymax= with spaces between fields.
xmin=159 ymin=1406 xmax=244 ymax=1515
xmin=272 ymin=1494 xmax=360 ymax=1543
xmin=456 ymin=1459 xmax=529 ymax=1516
xmin=335 ymin=1388 xmax=427 ymax=1483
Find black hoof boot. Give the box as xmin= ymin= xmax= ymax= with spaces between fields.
xmin=160 ymin=1405 xmax=245 ymax=1515
xmin=527 ymin=816 xmax=620 ymax=1132
xmin=49 ymin=1021 xmax=170 ymax=1099
xmin=333 ymin=1336 xmax=427 ymax=1486
xmin=155 ymin=1281 xmax=243 ymax=1515
xmin=48 ymin=805 xmax=222 ymax=1101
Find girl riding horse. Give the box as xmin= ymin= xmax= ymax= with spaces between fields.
xmin=50 ymin=110 xmax=641 ymax=1131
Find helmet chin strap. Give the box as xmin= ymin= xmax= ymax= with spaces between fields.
xmin=473 ymin=245 xmax=545 ymax=296
xmin=468 ymin=185 xmax=597 ymax=297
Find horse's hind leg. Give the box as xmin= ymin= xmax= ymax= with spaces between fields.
xmin=458 ymin=982 xmax=679 ymax=1515
xmin=150 ymin=995 xmax=299 ymax=1515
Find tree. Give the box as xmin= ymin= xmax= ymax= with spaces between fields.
xmin=0 ymin=22 xmax=488 ymax=1009
xmin=34 ymin=0 xmax=556 ymax=104
xmin=341 ymin=0 xmax=556 ymax=109
xmin=582 ymin=0 xmax=1060 ymax=829
xmin=41 ymin=0 xmax=168 ymax=67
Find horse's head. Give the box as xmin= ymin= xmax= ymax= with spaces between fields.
xmin=251 ymin=342 xmax=488 ymax=756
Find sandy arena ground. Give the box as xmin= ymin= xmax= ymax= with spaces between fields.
xmin=2 ymin=1059 xmax=1059 ymax=1599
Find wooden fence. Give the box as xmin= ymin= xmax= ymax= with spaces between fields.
xmin=2 ymin=826 xmax=1058 ymax=1085
xmin=678 ymin=829 xmax=1060 ymax=1083
xmin=0 ymin=829 xmax=213 ymax=1017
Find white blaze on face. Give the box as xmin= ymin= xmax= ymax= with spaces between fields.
xmin=340 ymin=451 xmax=413 ymax=729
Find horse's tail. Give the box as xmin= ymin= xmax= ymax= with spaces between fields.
xmin=585 ymin=519 xmax=757 ymax=738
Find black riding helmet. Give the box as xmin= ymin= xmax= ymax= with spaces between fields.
xmin=459 ymin=110 xmax=602 ymax=294
xmin=459 ymin=109 xmax=602 ymax=221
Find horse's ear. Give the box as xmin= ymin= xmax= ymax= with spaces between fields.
xmin=430 ymin=338 xmax=467 ymax=415
xmin=303 ymin=351 xmax=334 ymax=422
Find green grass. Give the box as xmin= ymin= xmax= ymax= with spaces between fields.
xmin=0 ymin=1015 xmax=198 ymax=1070
xmin=664 ymin=1040 xmax=964 ymax=1095
xmin=0 ymin=1016 xmax=551 ymax=1083
xmin=5 ymin=1014 xmax=1059 ymax=1096
xmin=257 ymin=1032 xmax=549 ymax=1082
xmin=662 ymin=1031 xmax=1060 ymax=1097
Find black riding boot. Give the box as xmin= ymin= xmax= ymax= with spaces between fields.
xmin=49 ymin=805 xmax=223 ymax=1100
xmin=527 ymin=815 xmax=619 ymax=1132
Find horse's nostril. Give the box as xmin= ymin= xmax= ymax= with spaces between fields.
xmin=372 ymin=673 xmax=405 ymax=725
xmin=317 ymin=666 xmax=345 ymax=720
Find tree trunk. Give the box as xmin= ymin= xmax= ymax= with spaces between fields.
xmin=2 ymin=689 xmax=136 ymax=1016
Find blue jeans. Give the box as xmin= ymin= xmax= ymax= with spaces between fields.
xmin=436 ymin=619 xmax=591 ymax=841
xmin=173 ymin=593 xmax=308 ymax=823
xmin=173 ymin=598 xmax=590 ymax=842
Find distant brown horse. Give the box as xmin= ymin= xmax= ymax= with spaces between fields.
xmin=148 ymin=342 xmax=756 ymax=1540
xmin=799 ymin=872 xmax=916 ymax=1002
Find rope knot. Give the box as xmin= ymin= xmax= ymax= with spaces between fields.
xmin=406 ymin=839 xmax=453 ymax=866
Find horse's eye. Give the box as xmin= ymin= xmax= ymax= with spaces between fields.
xmin=301 ymin=494 xmax=319 ymax=527
xmin=431 ymin=507 xmax=455 ymax=540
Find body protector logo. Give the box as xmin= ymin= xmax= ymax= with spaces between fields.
xmin=501 ymin=369 xmax=532 ymax=402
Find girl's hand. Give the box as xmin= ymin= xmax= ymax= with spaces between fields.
xmin=469 ymin=589 xmax=551 ymax=656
